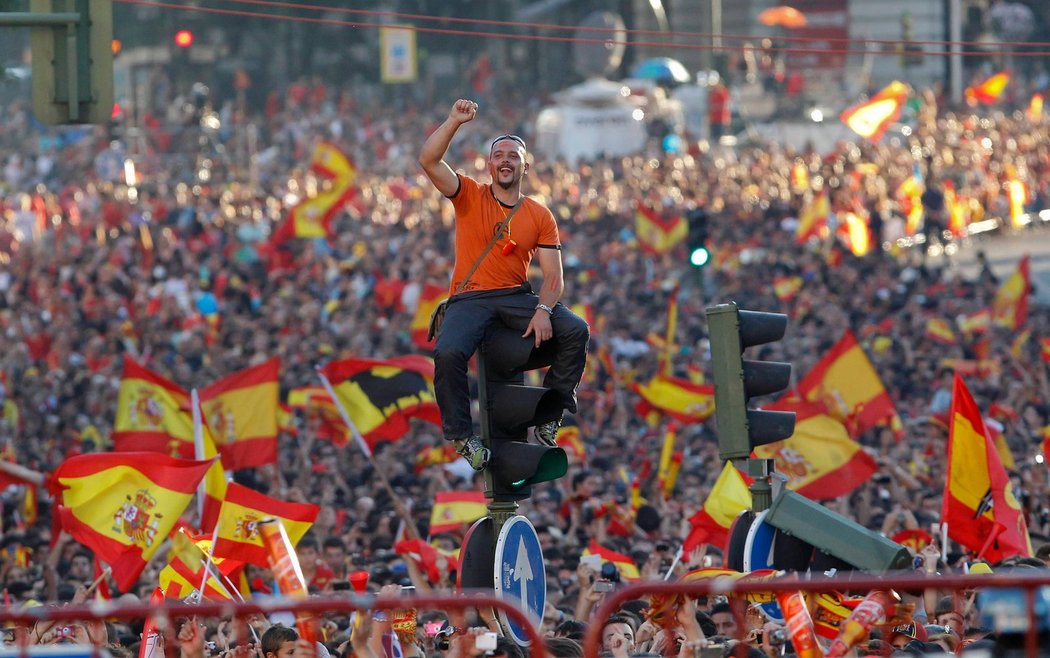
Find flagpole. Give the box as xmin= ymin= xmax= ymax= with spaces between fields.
xmin=186 ymin=528 xmax=262 ymax=644
xmin=663 ymin=546 xmax=683 ymax=581
xmin=192 ymin=389 xmax=206 ymax=522
xmin=316 ymin=368 xmax=421 ymax=541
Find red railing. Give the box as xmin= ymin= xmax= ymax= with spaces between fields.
xmin=3 ymin=573 xmax=1050 ymax=657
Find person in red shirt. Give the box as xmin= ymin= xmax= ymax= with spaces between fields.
xmin=295 ymin=535 xmax=335 ymax=591
xmin=419 ymin=99 xmax=590 ymax=470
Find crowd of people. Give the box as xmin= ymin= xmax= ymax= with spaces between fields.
xmin=0 ymin=62 xmax=1049 ymax=657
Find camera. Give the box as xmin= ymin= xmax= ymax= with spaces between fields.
xmin=434 ymin=625 xmax=456 ymax=652
xmin=475 ymin=632 xmax=498 ymax=651
xmin=206 ymin=642 xmax=219 ymax=653
xmin=593 ymin=580 xmax=615 ymax=593
xmin=600 ymin=561 xmax=621 ymax=583
xmin=768 ymin=628 xmax=789 ymax=646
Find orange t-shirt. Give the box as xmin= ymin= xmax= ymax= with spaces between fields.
xmin=448 ymin=175 xmax=560 ymax=295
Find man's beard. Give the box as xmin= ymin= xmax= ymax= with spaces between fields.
xmin=495 ymin=173 xmax=520 ymax=190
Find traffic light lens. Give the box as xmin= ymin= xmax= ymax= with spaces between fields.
xmin=174 ymin=30 xmax=194 ymax=47
xmin=690 ymin=247 xmax=710 ymax=268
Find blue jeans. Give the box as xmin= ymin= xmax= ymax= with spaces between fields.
xmin=433 ymin=284 xmax=590 ymax=441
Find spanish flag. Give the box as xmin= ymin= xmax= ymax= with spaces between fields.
xmin=310 ymin=141 xmax=357 ymax=183
xmin=957 ymin=309 xmax=991 ymax=335
xmin=583 ymin=540 xmax=639 ymax=580
xmin=428 ymin=491 xmax=487 ymax=535
xmin=754 ymin=401 xmax=878 ymax=500
xmin=197 ymin=421 xmax=227 ymax=534
xmin=898 ymin=169 xmax=925 ymax=237
xmin=682 ymin=461 xmax=751 ymax=552
xmin=319 ymin=355 xmax=440 ymax=446
xmin=270 ymin=143 xmax=357 ymax=245
xmin=635 ymin=204 xmax=686 ymax=255
xmin=211 ymin=482 xmax=319 ymax=566
xmin=773 ymin=276 xmax=803 ymax=303
xmin=1028 ymin=93 xmax=1044 ymax=123
xmin=113 ymin=356 xmax=195 ymax=458
xmin=414 ymin=443 xmax=459 ymax=475
xmin=557 ymin=419 xmax=586 ymax=463
xmin=52 ymin=452 xmax=213 ymax=590
xmin=795 ymin=192 xmax=829 ymax=245
xmin=410 ymin=283 xmax=447 ymax=349
xmin=840 ymin=80 xmax=908 ymax=142
xmin=794 ymin=330 xmax=900 ymax=438
xmin=965 ymin=71 xmax=1010 ymax=105
xmin=943 ymin=375 xmax=1032 ymax=563
xmin=633 ymin=374 xmax=715 ymax=424
xmin=1041 ymin=338 xmax=1050 ymax=363
xmin=1009 ymin=328 xmax=1031 ymax=359
xmin=991 ymin=255 xmax=1030 ymax=330
xmin=944 ymin=180 xmax=969 ymax=237
xmin=837 ymin=211 xmax=871 ymax=257
xmin=159 ymin=532 xmax=238 ymax=601
xmin=199 ymin=358 xmax=279 ymax=470
xmin=924 ymin=318 xmax=956 ymax=345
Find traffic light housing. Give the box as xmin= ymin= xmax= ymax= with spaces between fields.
xmin=706 ymin=302 xmax=796 ymax=461
xmin=686 ymin=209 xmax=711 ymax=268
xmin=29 ymin=0 xmax=112 ymax=124
xmin=479 ymin=326 xmax=568 ymax=501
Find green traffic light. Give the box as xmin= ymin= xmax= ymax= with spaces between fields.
xmin=690 ymin=247 xmax=710 ymax=268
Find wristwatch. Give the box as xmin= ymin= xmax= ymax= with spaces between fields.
xmin=536 ymin=303 xmax=554 ymax=315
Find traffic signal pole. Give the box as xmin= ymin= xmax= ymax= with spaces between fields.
xmin=476 ymin=350 xmax=519 ymax=536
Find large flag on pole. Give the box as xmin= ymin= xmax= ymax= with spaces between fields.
xmin=318 ymin=356 xmax=440 ymax=447
xmin=754 ymin=401 xmax=878 ymax=500
xmin=52 ymin=452 xmax=212 ymax=590
xmin=942 ymin=375 xmax=1032 ymax=562
xmin=965 ymin=71 xmax=1010 ymax=105
xmin=199 ymin=359 xmax=280 ymax=470
xmin=211 ymin=482 xmax=319 ymax=566
xmin=113 ymin=356 xmax=195 ymax=458
xmin=794 ymin=330 xmax=900 ymax=438
xmin=991 ymin=254 xmax=1030 ymax=330
xmin=428 ymin=491 xmax=487 ymax=534
xmin=633 ymin=374 xmax=715 ymax=424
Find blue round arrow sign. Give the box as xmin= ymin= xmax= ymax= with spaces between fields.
xmin=743 ymin=510 xmax=784 ymax=623
xmin=493 ymin=515 xmax=546 ymax=647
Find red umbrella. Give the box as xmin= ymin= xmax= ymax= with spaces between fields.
xmin=758 ymin=5 xmax=807 ymax=29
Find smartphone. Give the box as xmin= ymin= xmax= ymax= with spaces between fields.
xmin=475 ymin=632 xmax=498 ymax=651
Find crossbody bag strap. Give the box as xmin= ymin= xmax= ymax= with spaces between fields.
xmin=452 ymin=198 xmax=523 ymax=295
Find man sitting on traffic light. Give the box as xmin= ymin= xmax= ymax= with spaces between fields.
xmin=419 ymin=99 xmax=589 ymax=470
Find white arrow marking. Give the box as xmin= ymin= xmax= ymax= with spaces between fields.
xmin=513 ymin=536 xmax=535 ymax=617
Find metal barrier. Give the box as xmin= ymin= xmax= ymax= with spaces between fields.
xmin=4 ymin=573 xmax=1050 ymax=657
xmin=0 ymin=591 xmax=541 ymax=657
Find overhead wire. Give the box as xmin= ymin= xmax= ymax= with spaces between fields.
xmin=112 ymin=0 xmax=1050 ymax=58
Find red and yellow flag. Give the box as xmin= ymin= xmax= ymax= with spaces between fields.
xmin=270 ymin=143 xmax=357 ymax=244
xmin=1041 ymin=338 xmax=1050 ymax=363
xmin=211 ymin=482 xmax=319 ymax=566
xmin=319 ymin=355 xmax=440 ymax=447
xmin=682 ymin=461 xmax=750 ymax=552
xmin=197 ymin=423 xmax=227 ymax=534
xmin=837 ymin=212 xmax=871 ymax=257
xmin=991 ymin=254 xmax=1030 ymax=330
xmin=199 ymin=358 xmax=279 ymax=470
xmin=410 ymin=283 xmax=447 ymax=349
xmin=755 ymin=401 xmax=878 ymax=500
xmin=839 ymin=81 xmax=908 ymax=142
xmin=583 ymin=540 xmax=640 ymax=580
xmin=924 ymin=318 xmax=956 ymax=345
xmin=53 ymin=452 xmax=213 ymax=590
xmin=414 ymin=443 xmax=459 ymax=475
xmin=966 ymin=71 xmax=1010 ymax=105
xmin=943 ymin=180 xmax=969 ymax=237
xmin=795 ymin=192 xmax=829 ymax=245
xmin=557 ymin=420 xmax=586 ymax=463
xmin=1028 ymin=93 xmax=1044 ymax=123
xmin=774 ymin=276 xmax=803 ymax=303
xmin=635 ymin=204 xmax=686 ymax=255
xmin=794 ymin=330 xmax=900 ymax=438
xmin=633 ymin=374 xmax=715 ymax=424
xmin=113 ymin=356 xmax=194 ymax=458
xmin=943 ymin=375 xmax=1032 ymax=563
xmin=958 ymin=309 xmax=991 ymax=335
xmin=159 ymin=531 xmax=241 ymax=601
xmin=429 ymin=491 xmax=487 ymax=535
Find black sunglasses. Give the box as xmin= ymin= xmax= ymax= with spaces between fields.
xmin=490 ymin=134 xmax=526 ymax=151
